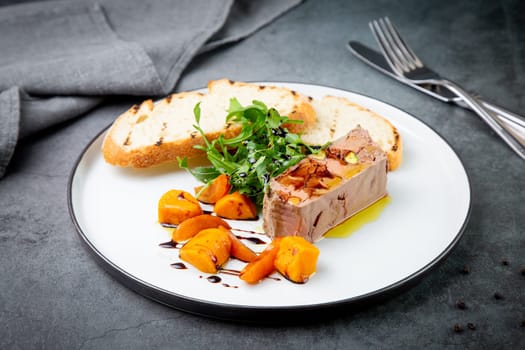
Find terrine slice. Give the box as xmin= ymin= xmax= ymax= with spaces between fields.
xmin=262 ymin=126 xmax=388 ymax=242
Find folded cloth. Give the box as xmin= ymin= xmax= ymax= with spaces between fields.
xmin=0 ymin=0 xmax=302 ymax=178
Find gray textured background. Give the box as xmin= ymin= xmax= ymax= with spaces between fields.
xmin=1 ymin=0 xmax=524 ymax=349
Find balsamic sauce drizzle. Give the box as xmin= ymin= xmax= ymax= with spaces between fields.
xmin=219 ymin=268 xmax=240 ymax=276
xmin=206 ymin=275 xmax=221 ymax=283
xmin=199 ymin=275 xmax=239 ymax=288
xmin=159 ymin=217 xmax=280 ymax=287
xmin=158 ymin=240 xmax=181 ymax=249
xmin=160 ymin=222 xmax=266 ymax=237
xmin=170 ymin=262 xmax=187 ymax=269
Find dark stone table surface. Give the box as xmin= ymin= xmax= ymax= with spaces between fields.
xmin=1 ymin=0 xmax=524 ymax=349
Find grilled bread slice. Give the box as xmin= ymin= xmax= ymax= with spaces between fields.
xmin=102 ymin=79 xmax=317 ymax=168
xmin=301 ymin=95 xmax=402 ymax=171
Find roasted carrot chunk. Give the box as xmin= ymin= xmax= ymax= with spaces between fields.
xmin=239 ymin=238 xmax=282 ymax=284
xmin=179 ymin=228 xmax=232 ymax=273
xmin=195 ymin=174 xmax=231 ymax=204
xmin=179 ymin=245 xmax=217 ymax=273
xmin=274 ymin=236 xmax=319 ymax=283
xmin=158 ymin=190 xmax=203 ymax=225
xmin=228 ymin=232 xmax=257 ymax=262
xmin=214 ymin=192 xmax=257 ymax=220
xmin=172 ymin=214 xmax=231 ymax=243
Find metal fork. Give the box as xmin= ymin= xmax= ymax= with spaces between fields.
xmin=369 ymin=17 xmax=525 ymax=160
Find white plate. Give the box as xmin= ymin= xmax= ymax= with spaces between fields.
xmin=68 ymin=82 xmax=471 ymax=321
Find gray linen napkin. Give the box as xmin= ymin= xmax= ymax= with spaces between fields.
xmin=0 ymin=0 xmax=302 ymax=178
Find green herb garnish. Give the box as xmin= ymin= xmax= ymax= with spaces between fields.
xmin=179 ymin=98 xmax=322 ymax=206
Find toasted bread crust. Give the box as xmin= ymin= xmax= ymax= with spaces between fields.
xmin=388 ymin=126 xmax=403 ymax=171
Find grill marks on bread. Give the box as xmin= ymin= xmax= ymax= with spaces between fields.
xmin=122 ymin=99 xmax=160 ymax=148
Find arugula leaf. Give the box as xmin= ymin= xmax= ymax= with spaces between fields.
xmin=193 ymin=102 xmax=201 ymax=124
xmin=178 ymin=157 xmax=220 ymax=183
xmin=179 ymin=98 xmax=325 ymax=206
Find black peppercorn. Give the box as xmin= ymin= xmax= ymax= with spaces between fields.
xmin=453 ymin=323 xmax=463 ymax=333
xmin=456 ymin=300 xmax=467 ymax=310
xmin=493 ymin=292 xmax=504 ymax=300
xmin=461 ymin=266 xmax=470 ymax=275
xmin=467 ymin=323 xmax=476 ymax=330
xmin=501 ymin=259 xmax=509 ymax=266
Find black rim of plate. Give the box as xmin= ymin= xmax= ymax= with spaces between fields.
xmin=67 ymin=81 xmax=472 ymax=324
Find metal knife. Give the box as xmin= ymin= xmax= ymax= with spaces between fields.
xmin=347 ymin=41 xmax=525 ymax=134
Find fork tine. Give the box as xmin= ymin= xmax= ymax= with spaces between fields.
xmin=369 ymin=20 xmax=408 ymax=74
xmin=383 ymin=17 xmax=423 ymax=68
xmin=377 ymin=18 xmax=417 ymax=71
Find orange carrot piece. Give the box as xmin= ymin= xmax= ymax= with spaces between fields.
xmin=228 ymin=232 xmax=257 ymax=262
xmin=172 ymin=214 xmax=231 ymax=242
xmin=239 ymin=238 xmax=282 ymax=284
xmin=214 ymin=192 xmax=257 ymax=220
xmin=274 ymin=236 xmax=320 ymax=283
xmin=179 ymin=246 xmax=217 ymax=274
xmin=158 ymin=189 xmax=202 ymax=225
xmin=195 ymin=174 xmax=231 ymax=204
xmin=179 ymin=228 xmax=232 ymax=273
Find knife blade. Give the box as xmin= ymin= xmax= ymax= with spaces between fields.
xmin=348 ymin=41 xmax=525 ymax=132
